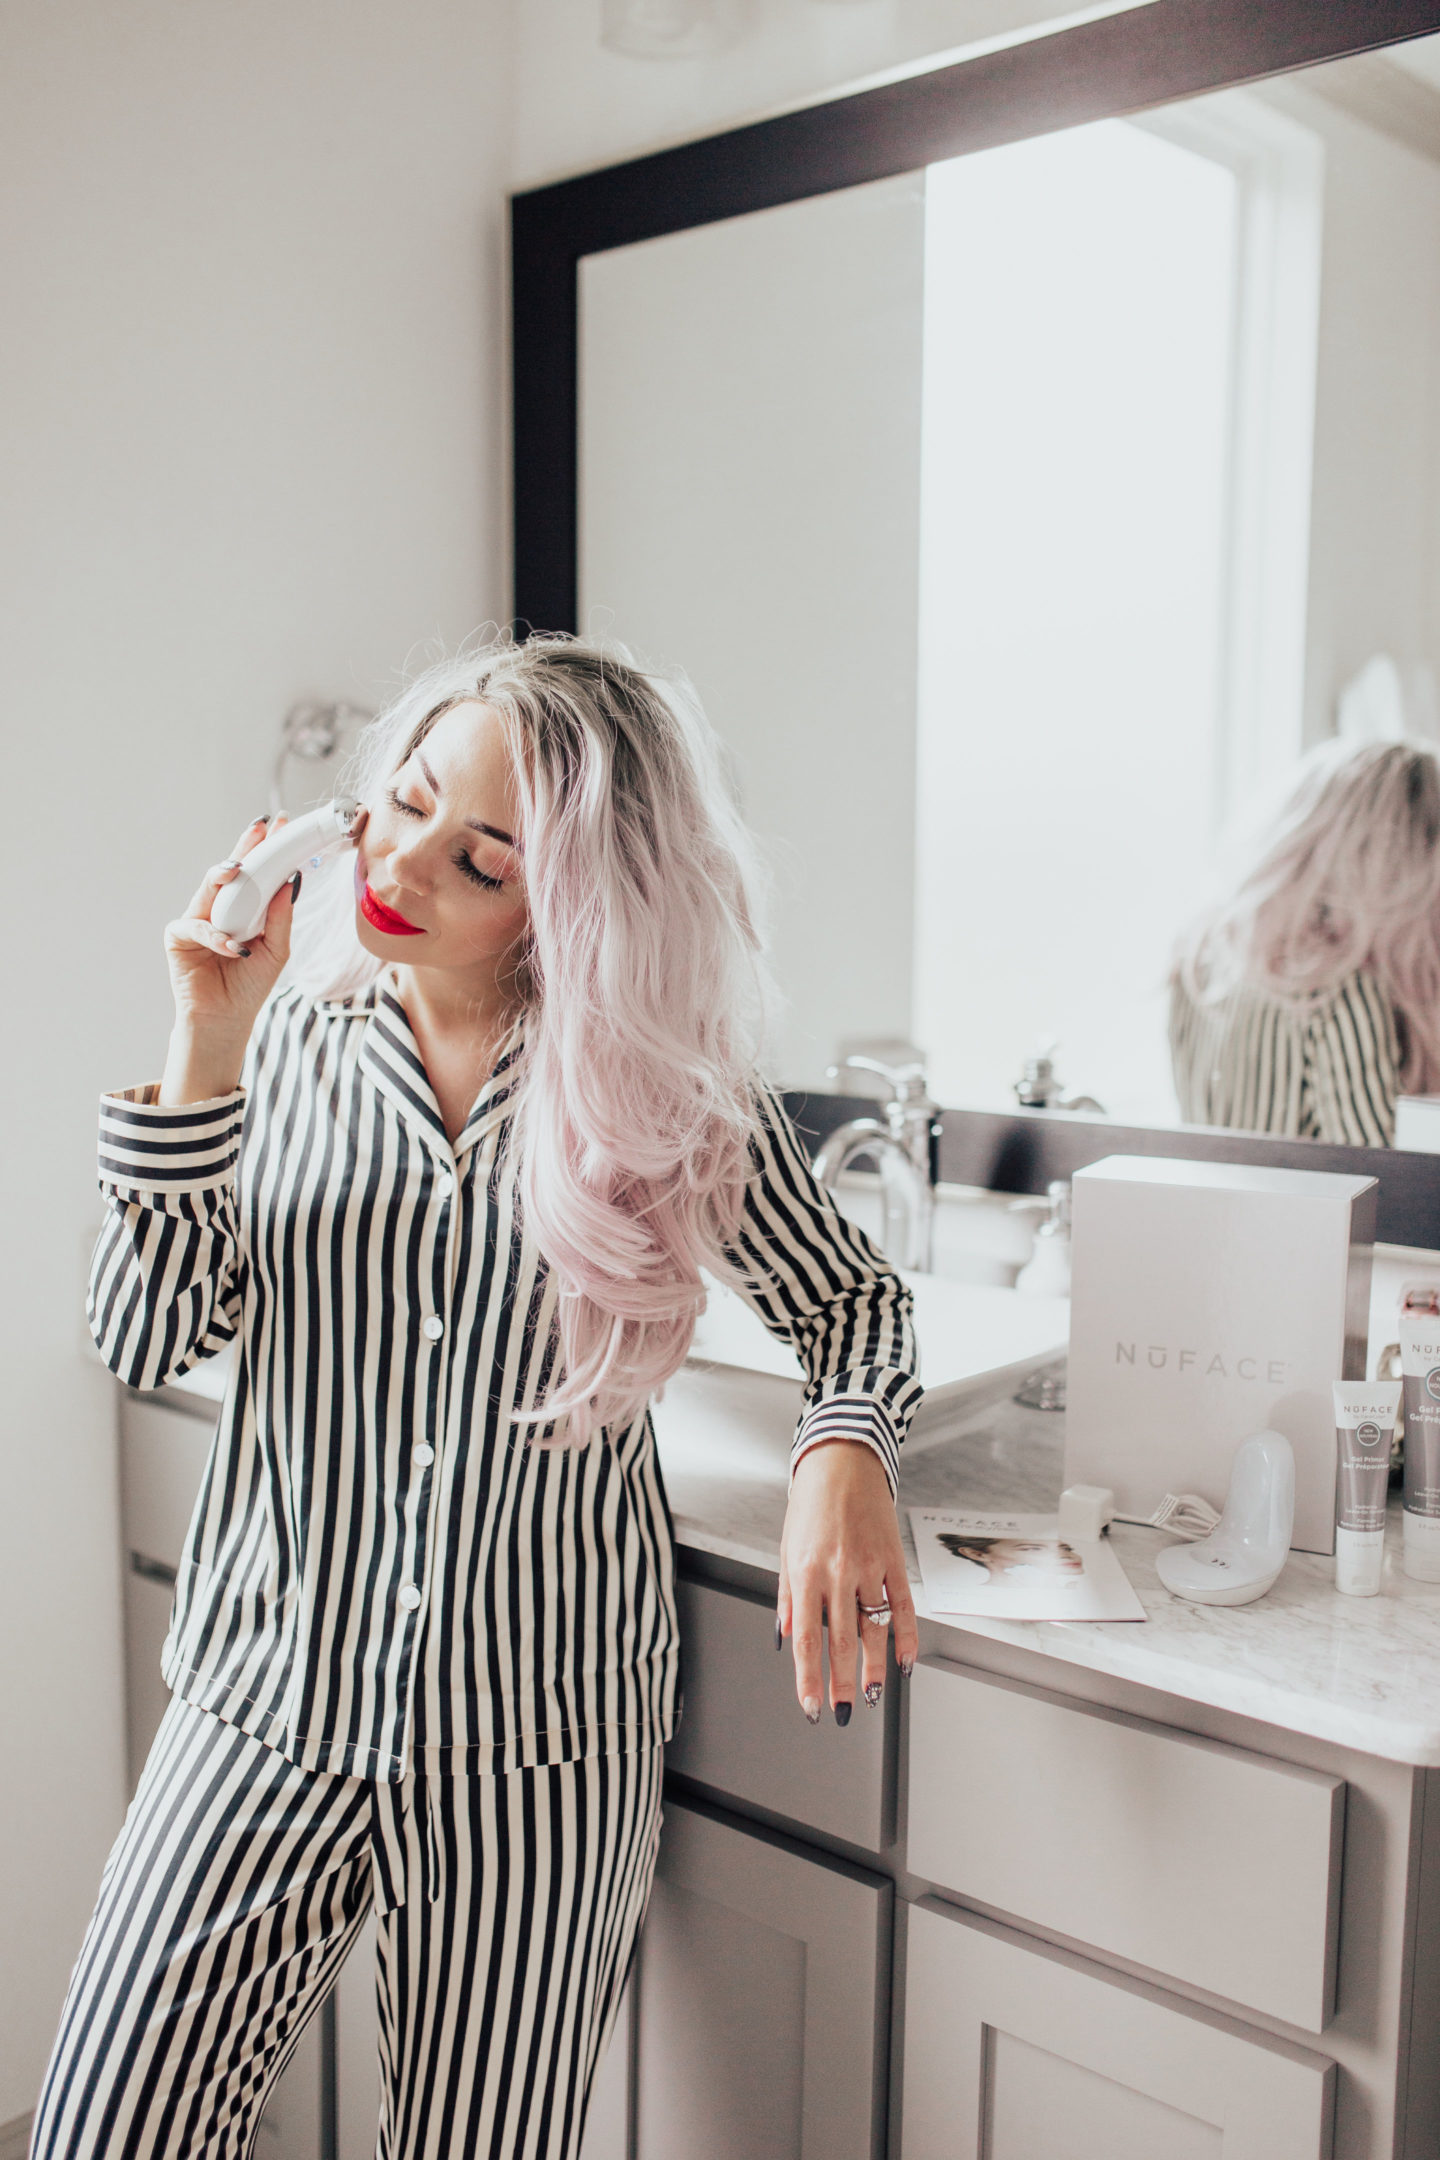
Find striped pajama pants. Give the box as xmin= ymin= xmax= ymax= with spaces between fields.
xmin=31 ymin=1697 xmax=664 ymax=2160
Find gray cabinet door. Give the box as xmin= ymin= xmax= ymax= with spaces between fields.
xmin=902 ymin=1901 xmax=1335 ymax=2160
xmin=633 ymin=1796 xmax=889 ymax=2160
xmin=122 ymin=1560 xmax=176 ymax=1791
xmin=255 ymin=2018 xmax=324 ymax=2160
xmin=578 ymin=1982 xmax=632 ymax=2160
xmin=334 ymin=1917 xmax=380 ymax=2160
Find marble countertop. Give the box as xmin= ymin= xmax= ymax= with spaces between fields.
xmin=146 ymin=1325 xmax=1440 ymax=1767
xmin=653 ymin=1362 xmax=1440 ymax=1768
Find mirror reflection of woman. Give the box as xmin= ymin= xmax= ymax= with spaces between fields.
xmin=34 ymin=636 xmax=923 ymax=2160
xmin=1169 ymin=740 xmax=1440 ymax=1148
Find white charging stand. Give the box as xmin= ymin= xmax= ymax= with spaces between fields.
xmin=1154 ymin=1430 xmax=1295 ymax=1608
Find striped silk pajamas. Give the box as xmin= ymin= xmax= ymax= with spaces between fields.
xmin=31 ymin=1697 xmax=663 ymax=2160
xmin=1169 ymin=963 xmax=1401 ymax=1147
xmin=49 ymin=967 xmax=920 ymax=2159
xmin=86 ymin=975 xmax=919 ymax=1783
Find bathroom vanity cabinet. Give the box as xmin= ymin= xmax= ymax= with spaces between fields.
xmin=115 ymin=1371 xmax=1440 ymax=2160
xmin=654 ymin=1559 xmax=1435 ymax=2160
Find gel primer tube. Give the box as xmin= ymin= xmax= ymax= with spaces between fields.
xmin=1333 ymin=1381 xmax=1401 ymax=1596
xmin=1400 ymin=1315 xmax=1440 ymax=1581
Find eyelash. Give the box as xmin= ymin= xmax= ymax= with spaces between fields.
xmin=385 ymin=785 xmax=505 ymax=892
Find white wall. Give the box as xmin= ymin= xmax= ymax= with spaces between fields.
xmin=0 ymin=0 xmax=512 ymax=2116
xmin=511 ymin=0 xmax=1152 ymax=189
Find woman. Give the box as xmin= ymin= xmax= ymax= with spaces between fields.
xmin=36 ymin=636 xmax=923 ymax=2160
xmin=1169 ymin=738 xmax=1440 ymax=1147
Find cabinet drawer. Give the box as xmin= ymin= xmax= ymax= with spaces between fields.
xmin=902 ymin=1900 xmax=1334 ymax=2160
xmin=907 ymin=1661 xmax=1343 ymax=2032
xmin=667 ymin=1577 xmax=887 ymax=1852
xmin=120 ymin=1393 xmax=216 ymax=1568
xmin=123 ymin=1566 xmax=175 ymax=1792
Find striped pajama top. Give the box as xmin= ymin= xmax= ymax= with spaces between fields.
xmin=88 ymin=970 xmax=922 ymax=1782
xmin=1168 ymin=964 xmax=1401 ymax=1148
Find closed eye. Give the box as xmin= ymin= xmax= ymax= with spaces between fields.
xmin=453 ymin=849 xmax=504 ymax=893
xmin=386 ymin=785 xmax=504 ymax=892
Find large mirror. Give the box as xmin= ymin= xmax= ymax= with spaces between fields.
xmin=571 ymin=32 xmax=1440 ymax=1137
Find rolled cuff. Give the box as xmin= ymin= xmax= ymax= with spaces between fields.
xmin=99 ymin=1083 xmax=247 ymax=1198
xmin=790 ymin=1364 xmax=925 ymax=1501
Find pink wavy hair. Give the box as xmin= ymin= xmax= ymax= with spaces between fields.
xmin=1173 ymin=737 xmax=1440 ymax=1091
xmin=290 ymin=632 xmax=777 ymax=1441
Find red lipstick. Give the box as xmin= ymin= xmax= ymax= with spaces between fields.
xmin=360 ymin=882 xmax=425 ymax=937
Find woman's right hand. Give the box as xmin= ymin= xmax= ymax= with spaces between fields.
xmin=161 ymin=815 xmax=298 ymax=1093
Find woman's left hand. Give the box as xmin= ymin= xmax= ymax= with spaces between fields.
xmin=777 ymin=1439 xmax=918 ymax=1725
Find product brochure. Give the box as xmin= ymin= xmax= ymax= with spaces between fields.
xmin=908 ymin=1509 xmax=1147 ymax=1623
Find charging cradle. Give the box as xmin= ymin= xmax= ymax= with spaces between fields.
xmin=1154 ymin=1430 xmax=1295 ymax=1608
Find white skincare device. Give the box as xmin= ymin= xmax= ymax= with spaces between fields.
xmin=211 ymin=799 xmax=362 ymax=942
xmin=1154 ymin=1430 xmax=1295 ymax=1608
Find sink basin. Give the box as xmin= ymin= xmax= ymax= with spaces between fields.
xmin=687 ymin=1272 xmax=1068 ymax=1444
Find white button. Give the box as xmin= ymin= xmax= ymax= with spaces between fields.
xmin=422 ymin=1316 xmax=444 ymax=1340
xmin=398 ymin=1584 xmax=422 ymax=1611
xmin=413 ymin=1445 xmax=435 ymax=1467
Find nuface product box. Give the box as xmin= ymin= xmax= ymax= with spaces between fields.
xmin=1064 ymin=1156 xmax=1377 ymax=1555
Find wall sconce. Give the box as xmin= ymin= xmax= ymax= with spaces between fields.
xmin=271 ymin=698 xmax=373 ymax=816
xmin=600 ymin=0 xmax=742 ymax=59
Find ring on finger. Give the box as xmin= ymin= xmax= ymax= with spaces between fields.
xmin=857 ymin=1597 xmax=893 ymax=1627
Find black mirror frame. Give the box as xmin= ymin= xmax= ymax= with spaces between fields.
xmin=510 ymin=0 xmax=1440 ymax=1247
xmin=512 ymin=0 xmax=1440 ymax=635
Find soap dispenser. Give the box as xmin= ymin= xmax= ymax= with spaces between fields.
xmin=1013 ymin=1181 xmax=1072 ymax=1297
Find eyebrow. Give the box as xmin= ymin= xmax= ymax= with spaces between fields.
xmin=416 ymin=750 xmax=516 ymax=849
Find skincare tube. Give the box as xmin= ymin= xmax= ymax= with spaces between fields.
xmin=1400 ymin=1315 xmax=1440 ymax=1581
xmin=1333 ymin=1381 xmax=1401 ymax=1596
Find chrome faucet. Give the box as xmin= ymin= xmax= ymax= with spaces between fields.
xmin=812 ymin=1053 xmax=939 ymax=1273
xmin=1015 ymin=1040 xmax=1106 ymax=1117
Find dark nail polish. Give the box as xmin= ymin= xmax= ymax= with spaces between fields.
xmin=834 ymin=1701 xmax=852 ymax=1728
xmin=254 ymin=812 xmax=271 ymax=826
xmin=237 ymin=945 xmax=252 ymax=958
xmin=899 ymin=1655 xmax=915 ymax=1679
xmin=774 ymin=1617 xmax=784 ymax=1652
xmin=864 ymin=1681 xmax=882 ymax=1707
xmin=290 ymin=871 xmax=303 ymax=896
